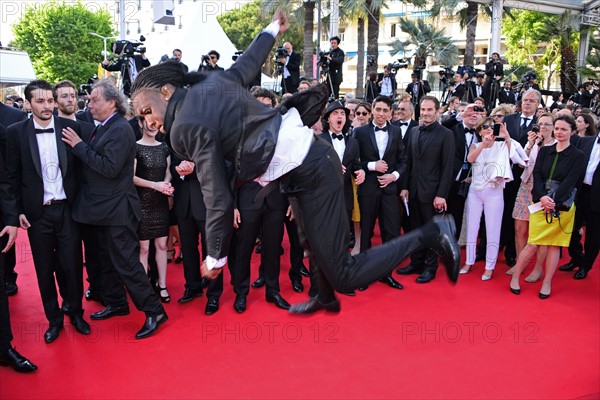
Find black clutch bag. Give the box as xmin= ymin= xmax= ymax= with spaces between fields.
xmin=545 ymin=179 xmax=576 ymax=212
xmin=457 ymin=167 xmax=472 ymax=199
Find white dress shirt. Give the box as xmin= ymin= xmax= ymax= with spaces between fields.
xmin=33 ymin=117 xmax=67 ymax=205
xmin=329 ymin=131 xmax=346 ymax=162
xmin=584 ymin=137 xmax=600 ymax=185
xmin=367 ymin=124 xmax=399 ymax=181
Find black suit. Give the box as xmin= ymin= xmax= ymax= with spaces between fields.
xmin=377 ymin=73 xmax=397 ymax=99
xmin=0 ymin=123 xmax=19 ymax=351
xmin=101 ymin=55 xmax=150 ymax=96
xmin=170 ymin=154 xmax=223 ymax=299
xmin=402 ymin=122 xmax=455 ymax=272
xmin=498 ymin=88 xmax=516 ymax=105
xmin=328 ymin=47 xmax=345 ymax=99
xmin=406 ymin=80 xmax=431 ymax=119
xmin=393 ymin=119 xmax=418 ymax=232
xmin=0 ymin=103 xmax=27 ymax=287
xmin=6 ymin=117 xmax=84 ymax=325
xmin=282 ymin=51 xmax=301 ymax=94
xmin=449 ymin=83 xmax=465 ymax=104
xmin=567 ymin=137 xmax=600 ymax=271
xmin=354 ymin=123 xmax=406 ymax=251
xmin=75 ymin=109 xmax=95 ymax=124
xmin=501 ymin=113 xmax=537 ymax=261
xmin=70 ymin=113 xmax=164 ymax=316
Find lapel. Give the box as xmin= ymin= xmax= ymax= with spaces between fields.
xmin=368 ymin=125 xmax=379 ymax=157
xmin=413 ymin=127 xmax=424 ymax=159
xmin=322 ymin=131 xmax=333 ymax=146
xmin=26 ymin=119 xmax=43 ymax=179
xmin=92 ymin=113 xmax=119 ymax=145
xmin=383 ymin=124 xmax=394 ymax=159
xmin=54 ymin=118 xmax=68 ymax=178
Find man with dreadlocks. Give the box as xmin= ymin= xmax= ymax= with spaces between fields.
xmin=129 ymin=11 xmax=461 ymax=314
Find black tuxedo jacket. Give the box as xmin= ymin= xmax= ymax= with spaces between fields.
xmin=392 ymin=120 xmax=418 ymax=149
xmin=498 ymin=89 xmax=516 ymax=105
xmin=329 ymin=48 xmax=344 ymax=84
xmin=6 ymin=117 xmax=81 ymax=221
xmin=319 ymin=131 xmax=360 ymax=210
xmin=0 ymin=124 xmax=18 ymax=228
xmin=354 ymin=123 xmax=406 ymax=196
xmin=450 ymin=123 xmax=478 ymax=179
xmin=283 ymin=51 xmax=301 ymax=89
xmin=0 ymin=102 xmax=27 ymax=128
xmin=75 ymin=109 xmax=95 ymax=124
xmin=170 ymin=154 xmax=207 ymax=221
xmin=168 ymin=32 xmax=288 ymax=259
xmin=504 ymin=113 xmax=538 ymax=147
xmin=450 ymin=83 xmax=465 ymax=101
xmin=70 ymin=114 xmax=141 ymax=226
xmin=576 ymin=136 xmax=600 ymax=212
xmin=402 ymin=121 xmax=455 ymax=203
xmin=406 ymin=81 xmax=431 ymax=103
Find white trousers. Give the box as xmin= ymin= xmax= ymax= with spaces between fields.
xmin=465 ymin=187 xmax=504 ymax=270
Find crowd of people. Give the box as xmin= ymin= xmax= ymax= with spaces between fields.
xmin=0 ymin=12 xmax=598 ymax=374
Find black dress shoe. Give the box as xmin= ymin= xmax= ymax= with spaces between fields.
xmin=266 ymin=293 xmax=291 ymax=310
xmin=0 ymin=348 xmax=38 ymax=373
xmin=70 ymin=315 xmax=91 ymax=335
xmin=234 ymin=295 xmax=247 ymax=313
xmin=85 ymin=289 xmax=102 ymax=303
xmin=251 ymin=276 xmax=265 ymax=289
xmin=379 ymin=275 xmax=404 ymax=289
xmin=135 ymin=313 xmax=168 ymax=339
xmin=289 ymin=297 xmax=341 ymax=314
xmin=205 ymin=298 xmax=219 ymax=315
xmin=299 ymin=265 xmax=310 ymax=277
xmin=506 ymin=257 xmax=517 ymax=267
xmin=396 ymin=263 xmax=422 ymax=275
xmin=430 ymin=215 xmax=460 ymax=283
xmin=175 ymin=255 xmax=184 ymax=264
xmin=291 ymin=279 xmax=304 ymax=293
xmin=574 ymin=268 xmax=589 ymax=280
xmin=5 ymin=282 xmax=18 ymax=296
xmin=178 ymin=288 xmax=203 ymax=303
xmin=416 ymin=270 xmax=436 ymax=284
xmin=340 ymin=290 xmax=356 ymax=296
xmin=559 ymin=262 xmax=578 ymax=272
xmin=90 ymin=305 xmax=130 ymax=320
xmin=44 ymin=324 xmax=63 ymax=343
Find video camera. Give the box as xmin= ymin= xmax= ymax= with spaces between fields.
xmin=412 ymin=66 xmax=425 ymax=80
xmin=160 ymin=54 xmax=179 ymax=63
xmin=388 ymin=58 xmax=409 ymax=74
xmin=79 ymin=75 xmax=98 ymax=96
xmin=439 ymin=66 xmax=454 ymax=84
xmin=317 ymin=50 xmax=331 ymax=74
xmin=110 ymin=35 xmax=146 ymax=58
xmin=515 ymin=71 xmax=537 ymax=92
xmin=275 ymin=46 xmax=287 ymax=63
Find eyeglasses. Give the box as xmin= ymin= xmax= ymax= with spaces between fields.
xmin=492 ymin=114 xmax=504 ymax=119
xmin=539 ymin=123 xmax=554 ymax=127
xmin=356 ymin=111 xmax=370 ymax=116
xmin=210 ymin=56 xmax=217 ymax=60
xmin=481 ymin=124 xmax=493 ymax=130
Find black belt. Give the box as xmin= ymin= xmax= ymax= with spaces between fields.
xmin=43 ymin=199 xmax=67 ymax=206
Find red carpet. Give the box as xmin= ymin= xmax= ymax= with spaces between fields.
xmin=1 ymin=232 xmax=599 ymax=399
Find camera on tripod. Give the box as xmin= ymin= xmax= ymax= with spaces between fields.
xmin=317 ymin=51 xmax=331 ymax=74
xmin=412 ymin=66 xmax=426 ymax=80
xmin=439 ymin=66 xmax=454 ymax=85
xmin=110 ymin=35 xmax=146 ymax=59
xmin=388 ymin=58 xmax=409 ymax=74
xmin=79 ymin=75 xmax=98 ymax=96
xmin=516 ymin=71 xmax=537 ymax=92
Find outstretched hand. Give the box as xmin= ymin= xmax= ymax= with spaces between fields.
xmin=273 ymin=10 xmax=289 ymax=33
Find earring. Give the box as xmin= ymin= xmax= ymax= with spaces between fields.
xmin=165 ymin=97 xmax=169 ymax=101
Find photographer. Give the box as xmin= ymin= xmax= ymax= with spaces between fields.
xmin=578 ymin=82 xmax=598 ymax=108
xmin=172 ymin=49 xmax=188 ymax=73
xmin=405 ymin=71 xmax=430 ymax=120
xmin=485 ymin=52 xmax=504 ymax=103
xmin=498 ymin=81 xmax=516 ymax=105
xmin=378 ymin=65 xmax=397 ymax=100
xmin=364 ymin=71 xmax=379 ymax=103
xmin=276 ymin=42 xmax=301 ymax=94
xmin=327 ymin=36 xmax=345 ymax=99
xmin=101 ymin=44 xmax=150 ymax=97
xmin=198 ymin=50 xmax=224 ymax=72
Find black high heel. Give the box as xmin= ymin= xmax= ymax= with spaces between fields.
xmin=158 ymin=287 xmax=171 ymax=303
xmin=539 ymin=291 xmax=550 ymax=300
xmin=509 ymin=284 xmax=521 ymax=295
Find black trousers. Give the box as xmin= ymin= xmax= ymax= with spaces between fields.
xmin=178 ymin=216 xmax=222 ymax=299
xmin=408 ymin=200 xmax=439 ymax=273
xmin=567 ymin=190 xmax=587 ymax=265
xmin=501 ymin=169 xmax=521 ymax=260
xmin=0 ymin=235 xmax=12 ymax=351
xmin=81 ymin=224 xmax=104 ymax=299
xmin=359 ymin=190 xmax=401 ymax=251
xmin=231 ymin=204 xmax=285 ymax=297
xmin=284 ymin=140 xmax=432 ymax=296
xmin=571 ymin=185 xmax=600 ymax=271
xmin=285 ymin=217 xmax=306 ymax=281
xmin=2 ymin=246 xmax=16 ymax=285
xmin=447 ymin=181 xmax=465 ymax=239
xmin=96 ymin=219 xmax=164 ymax=317
xmin=27 ymin=203 xmax=83 ymax=325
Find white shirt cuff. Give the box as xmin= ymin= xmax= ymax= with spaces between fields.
xmin=263 ymin=20 xmax=280 ymax=38
xmin=206 ymin=255 xmax=227 ymax=270
xmin=392 ymin=171 xmax=400 ymax=181
xmin=367 ymin=161 xmax=376 ymax=171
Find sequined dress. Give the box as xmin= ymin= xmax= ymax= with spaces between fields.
xmin=135 ymin=142 xmax=171 ymax=240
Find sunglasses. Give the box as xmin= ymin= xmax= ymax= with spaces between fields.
xmin=492 ymin=114 xmax=504 ymax=119
xmin=210 ymin=56 xmax=217 ymax=60
xmin=355 ymin=111 xmax=370 ymax=116
xmin=481 ymin=124 xmax=493 ymax=130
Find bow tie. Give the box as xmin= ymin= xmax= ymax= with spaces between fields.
xmin=398 ymin=122 xmax=408 ymax=127
xmin=465 ymin=128 xmax=476 ymax=135
xmin=375 ymin=126 xmax=388 ymax=132
xmin=34 ymin=128 xmax=54 ymax=134
xmin=331 ymin=133 xmax=344 ymax=141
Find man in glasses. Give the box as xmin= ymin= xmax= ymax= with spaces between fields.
xmin=199 ymin=50 xmax=224 ymax=72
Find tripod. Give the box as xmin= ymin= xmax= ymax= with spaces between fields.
xmin=486 ymin=77 xmax=500 ymax=113
xmin=319 ymin=68 xmax=336 ymax=101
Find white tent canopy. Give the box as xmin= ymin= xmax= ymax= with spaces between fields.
xmin=0 ymin=49 xmax=36 ymax=88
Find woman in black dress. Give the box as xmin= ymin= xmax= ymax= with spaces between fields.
xmin=133 ymin=122 xmax=174 ymax=303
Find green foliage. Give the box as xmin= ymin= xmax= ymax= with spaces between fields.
xmin=392 ymin=18 xmax=458 ymax=68
xmin=11 ymin=1 xmax=115 ymax=86
xmin=219 ymin=0 xmax=303 ymax=53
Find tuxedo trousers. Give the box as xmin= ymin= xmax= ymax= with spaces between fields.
xmin=96 ymin=219 xmax=164 ymax=317
xmin=0 ymin=236 xmax=12 ymax=351
xmin=284 ymin=140 xmax=431 ymax=294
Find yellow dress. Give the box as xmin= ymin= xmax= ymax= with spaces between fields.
xmin=528 ymin=204 xmax=576 ymax=247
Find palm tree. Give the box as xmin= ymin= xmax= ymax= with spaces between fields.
xmin=579 ymin=31 xmax=600 ymax=80
xmin=536 ymin=11 xmax=579 ymax=94
xmin=260 ymin=0 xmax=316 ymax=77
xmin=391 ymin=18 xmax=458 ymax=69
xmin=340 ymin=0 xmax=368 ymax=97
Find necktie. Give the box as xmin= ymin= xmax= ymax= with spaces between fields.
xmin=34 ymin=128 xmax=54 ymax=134
xmin=89 ymin=125 xmax=100 ymax=143
xmin=398 ymin=122 xmax=408 ymax=127
xmin=375 ymin=126 xmax=388 ymax=132
xmin=521 ymin=117 xmax=530 ymax=127
xmin=331 ymin=133 xmax=344 ymax=141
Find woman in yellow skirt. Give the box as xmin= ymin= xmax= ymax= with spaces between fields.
xmin=509 ymin=115 xmax=586 ymax=299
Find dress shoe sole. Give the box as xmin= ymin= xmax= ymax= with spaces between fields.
xmin=90 ymin=309 xmax=130 ymax=320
